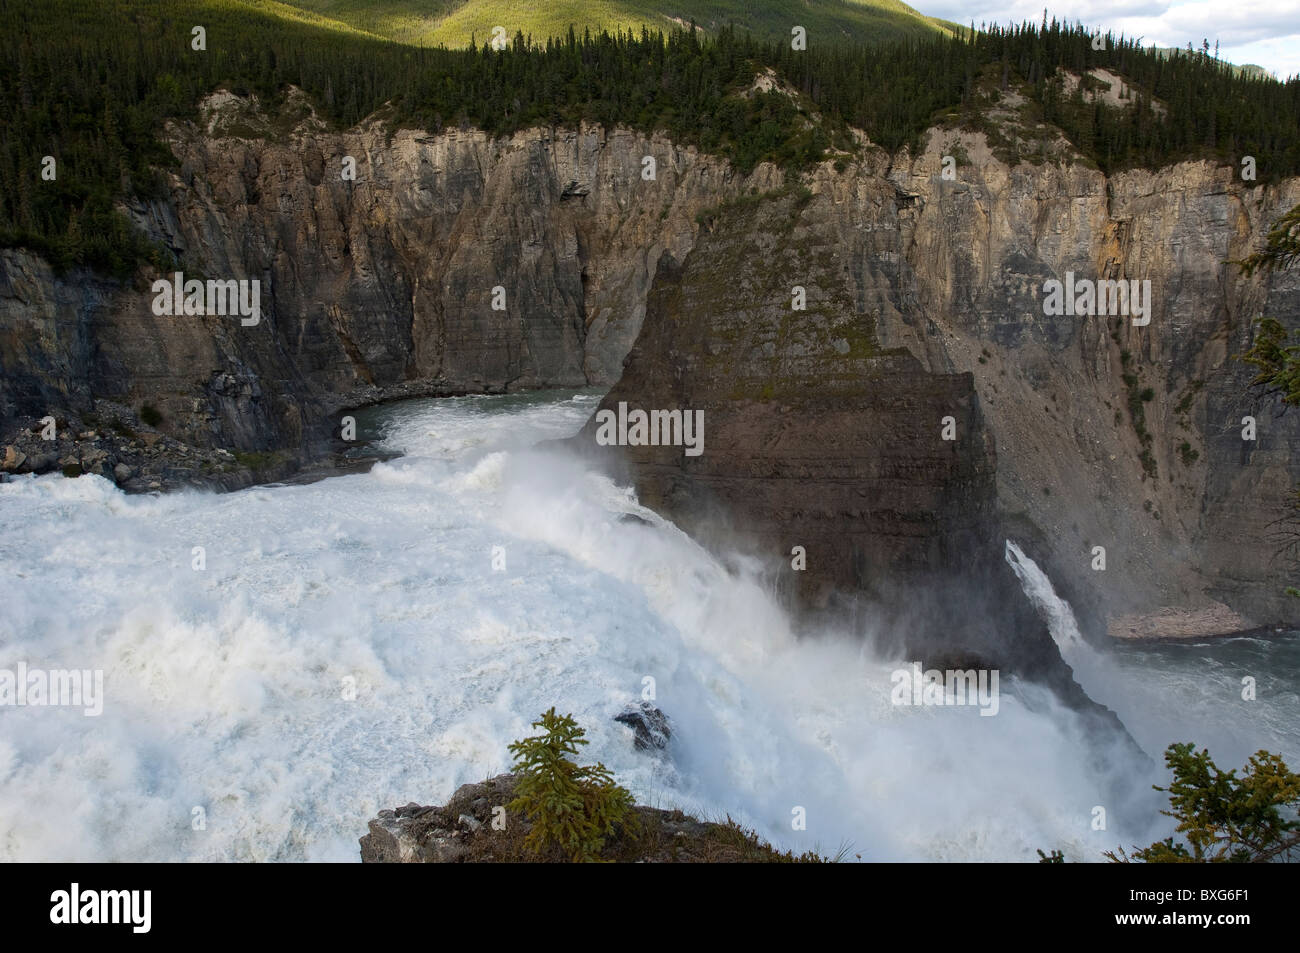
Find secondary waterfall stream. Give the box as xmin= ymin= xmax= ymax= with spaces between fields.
xmin=1 ymin=391 xmax=1296 ymax=861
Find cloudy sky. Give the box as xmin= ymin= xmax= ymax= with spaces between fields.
xmin=919 ymin=1 xmax=1300 ymax=78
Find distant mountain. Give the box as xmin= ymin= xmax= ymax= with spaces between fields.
xmin=273 ymin=0 xmax=957 ymax=47
xmin=1149 ymin=45 xmax=1274 ymax=79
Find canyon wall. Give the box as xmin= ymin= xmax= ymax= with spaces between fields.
xmin=577 ymin=127 xmax=1300 ymax=641
xmin=0 ymin=90 xmax=768 ymax=458
xmin=1 ymin=87 xmax=1297 ymax=634
xmin=571 ymin=186 xmax=1087 ymax=701
xmin=889 ymin=130 xmax=1300 ymax=632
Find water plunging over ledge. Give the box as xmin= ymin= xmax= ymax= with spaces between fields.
xmin=0 ymin=391 xmax=1294 ymax=861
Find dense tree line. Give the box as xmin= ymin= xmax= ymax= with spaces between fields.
xmin=2 ymin=0 xmax=1298 ymax=276
xmin=776 ymin=17 xmax=1300 ymax=175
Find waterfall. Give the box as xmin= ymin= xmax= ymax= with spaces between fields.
xmin=1004 ymin=540 xmax=1087 ymax=655
xmin=2 ymin=394 xmax=1273 ymax=861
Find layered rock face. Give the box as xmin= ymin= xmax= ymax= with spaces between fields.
xmin=576 ymin=134 xmax=1300 ymax=644
xmin=0 ymin=90 xmax=766 ymax=459
xmin=889 ymin=133 xmax=1300 ymax=632
xmin=576 ymin=189 xmax=995 ymax=600
xmin=2 ymin=86 xmax=1298 ymax=635
xmin=571 ymin=186 xmax=1102 ymax=702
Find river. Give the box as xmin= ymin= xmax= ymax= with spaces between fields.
xmin=1 ymin=390 xmax=1295 ymax=861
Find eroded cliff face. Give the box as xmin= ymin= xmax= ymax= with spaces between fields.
xmin=888 ymin=131 xmax=1300 ymax=631
xmin=1 ymin=86 xmax=1297 ymax=634
xmin=576 ymin=128 xmax=1300 ymax=639
xmin=0 ymin=90 xmax=771 ymax=458
xmin=571 ymin=187 xmax=1086 ymax=701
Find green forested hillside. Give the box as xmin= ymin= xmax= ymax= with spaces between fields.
xmin=278 ymin=0 xmax=957 ymax=48
xmin=2 ymin=0 xmax=1298 ymax=277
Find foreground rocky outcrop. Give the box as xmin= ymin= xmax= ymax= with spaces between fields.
xmin=359 ymin=773 xmax=823 ymax=863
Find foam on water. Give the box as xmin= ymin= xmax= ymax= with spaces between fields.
xmin=0 ymin=393 xmax=1290 ymax=861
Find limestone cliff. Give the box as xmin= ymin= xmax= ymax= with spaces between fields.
xmin=573 ymin=184 xmax=1077 ymax=692
xmin=889 ymin=130 xmax=1300 ymax=633
xmin=575 ymin=130 xmax=1300 ymax=643
xmin=2 ymin=86 xmax=1298 ymax=637
xmin=0 ymin=89 xmax=770 ymax=460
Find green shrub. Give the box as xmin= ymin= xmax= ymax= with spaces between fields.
xmin=1138 ymin=447 xmax=1158 ymax=479
xmin=1107 ymin=743 xmax=1300 ymax=862
xmin=1174 ymin=380 xmax=1203 ymax=415
xmin=139 ymin=404 xmax=163 ymax=427
xmin=507 ymin=708 xmax=635 ymax=862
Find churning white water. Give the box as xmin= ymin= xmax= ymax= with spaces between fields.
xmin=0 ymin=392 xmax=1294 ymax=861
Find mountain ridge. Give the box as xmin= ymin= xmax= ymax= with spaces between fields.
xmin=273 ymin=0 xmax=958 ymax=48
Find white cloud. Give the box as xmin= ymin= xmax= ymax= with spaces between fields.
xmin=923 ymin=0 xmax=1300 ymax=77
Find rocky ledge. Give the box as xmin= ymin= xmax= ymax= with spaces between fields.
xmin=359 ymin=773 xmax=824 ymax=864
xmin=0 ymin=399 xmax=377 ymax=493
xmin=1106 ymin=603 xmax=1272 ymax=641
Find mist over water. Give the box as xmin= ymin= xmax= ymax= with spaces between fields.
xmin=0 ymin=392 xmax=1294 ymax=861
xmin=1007 ymin=541 xmax=1300 ymax=774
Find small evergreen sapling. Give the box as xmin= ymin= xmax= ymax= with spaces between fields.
xmin=507 ymin=708 xmax=635 ymax=862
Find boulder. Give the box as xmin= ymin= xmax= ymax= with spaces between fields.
xmin=614 ymin=703 xmax=672 ymax=751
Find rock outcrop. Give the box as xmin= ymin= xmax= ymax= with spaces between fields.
xmin=570 ymin=184 xmax=1116 ymax=715
xmin=613 ymin=703 xmax=672 ymax=751
xmin=359 ymin=773 xmax=820 ymax=863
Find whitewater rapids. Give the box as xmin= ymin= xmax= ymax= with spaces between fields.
xmin=1 ymin=391 xmax=1293 ymax=861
